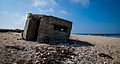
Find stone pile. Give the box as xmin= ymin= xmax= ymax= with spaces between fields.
xmin=1 ymin=42 xmax=115 ymax=64
xmin=27 ymin=45 xmax=77 ymax=64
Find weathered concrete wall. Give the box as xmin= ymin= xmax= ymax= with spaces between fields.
xmin=23 ymin=13 xmax=72 ymax=43
xmin=23 ymin=13 xmax=43 ymax=41
xmin=37 ymin=16 xmax=52 ymax=42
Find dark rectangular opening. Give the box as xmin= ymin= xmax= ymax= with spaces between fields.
xmin=53 ymin=24 xmax=68 ymax=33
xmin=34 ymin=19 xmax=40 ymax=41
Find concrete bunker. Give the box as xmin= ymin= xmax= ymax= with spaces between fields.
xmin=23 ymin=13 xmax=72 ymax=42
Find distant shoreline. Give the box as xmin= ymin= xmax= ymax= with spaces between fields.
xmin=73 ymin=33 xmax=120 ymax=38
xmin=0 ymin=29 xmax=23 ymax=33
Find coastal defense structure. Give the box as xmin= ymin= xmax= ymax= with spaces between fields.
xmin=23 ymin=13 xmax=72 ymax=42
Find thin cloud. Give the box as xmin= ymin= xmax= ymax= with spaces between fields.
xmin=2 ymin=11 xmax=20 ymax=17
xmin=71 ymin=0 xmax=90 ymax=7
xmin=2 ymin=11 xmax=9 ymax=14
xmin=38 ymin=8 xmax=54 ymax=13
xmin=13 ymin=13 xmax=20 ymax=17
xmin=60 ymin=10 xmax=68 ymax=14
xmin=14 ymin=14 xmax=27 ymax=29
xmin=15 ymin=15 xmax=27 ymax=25
xmin=33 ymin=0 xmax=57 ymax=7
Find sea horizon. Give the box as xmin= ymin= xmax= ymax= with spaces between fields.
xmin=72 ymin=33 xmax=120 ymax=38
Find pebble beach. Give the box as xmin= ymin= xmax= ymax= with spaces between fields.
xmin=0 ymin=32 xmax=120 ymax=64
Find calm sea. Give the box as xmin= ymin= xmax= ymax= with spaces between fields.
xmin=73 ymin=33 xmax=120 ymax=38
xmin=106 ymin=36 xmax=120 ymax=38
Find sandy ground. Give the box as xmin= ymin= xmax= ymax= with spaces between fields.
xmin=0 ymin=32 xmax=120 ymax=64
xmin=70 ymin=34 xmax=120 ymax=63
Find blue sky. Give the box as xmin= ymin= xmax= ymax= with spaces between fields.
xmin=0 ymin=0 xmax=120 ymax=33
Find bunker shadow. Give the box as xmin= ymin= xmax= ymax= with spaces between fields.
xmin=39 ymin=39 xmax=95 ymax=47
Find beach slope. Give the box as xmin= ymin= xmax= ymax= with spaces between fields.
xmin=0 ymin=32 xmax=120 ymax=64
